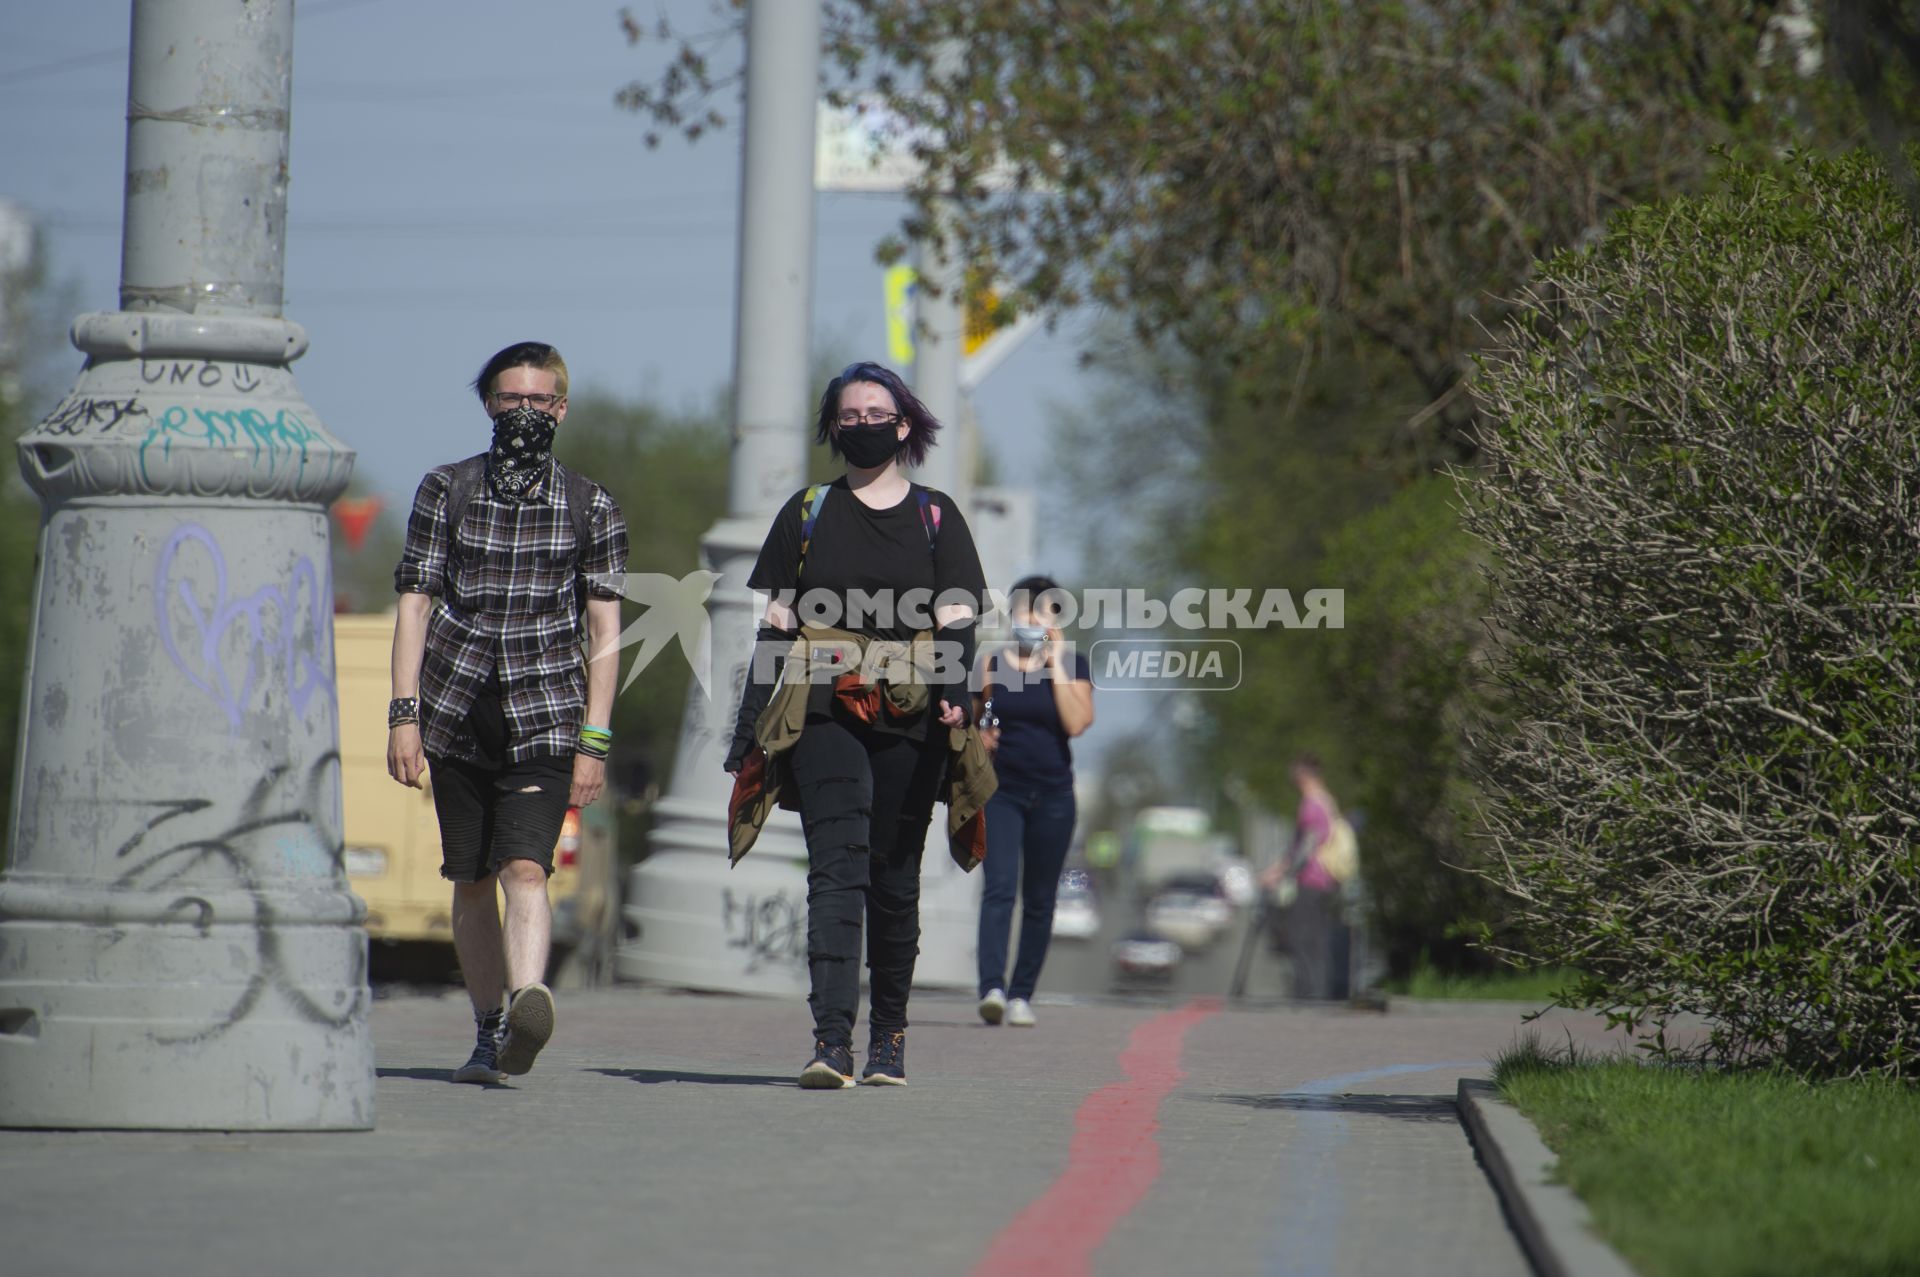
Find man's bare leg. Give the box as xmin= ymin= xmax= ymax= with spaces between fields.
xmin=498 ymin=857 xmax=552 ymax=992
xmin=496 ymin=857 xmax=556 ymax=1076
xmin=451 ymin=875 xmax=506 ymax=1015
xmin=450 ymin=875 xmax=508 ymax=1083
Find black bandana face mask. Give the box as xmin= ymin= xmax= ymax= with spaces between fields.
xmin=487 ymin=405 xmax=558 ymax=502
xmin=837 ymin=423 xmax=903 ymax=470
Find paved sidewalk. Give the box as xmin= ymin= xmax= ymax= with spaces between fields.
xmin=1 ymin=988 xmax=1628 ymax=1277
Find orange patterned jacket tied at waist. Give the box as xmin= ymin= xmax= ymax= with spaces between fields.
xmin=725 ymin=626 xmax=996 ymax=871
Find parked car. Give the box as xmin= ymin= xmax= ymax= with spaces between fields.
xmin=1144 ymin=872 xmax=1235 ymax=951
xmin=1051 ymin=867 xmax=1101 ymax=940
xmin=1110 ymin=931 xmax=1181 ymax=983
xmin=1215 ymin=857 xmax=1258 ymax=908
xmin=1127 ymin=805 xmax=1221 ymax=896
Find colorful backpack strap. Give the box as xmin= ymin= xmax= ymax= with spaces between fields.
xmin=797 ymin=484 xmax=831 ymax=575
xmin=915 ymin=486 xmax=941 ymax=556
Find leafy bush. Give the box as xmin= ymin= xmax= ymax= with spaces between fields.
xmin=1464 ymin=149 xmax=1920 ymax=1077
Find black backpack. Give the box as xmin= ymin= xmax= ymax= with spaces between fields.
xmin=443 ymin=454 xmax=599 ymax=622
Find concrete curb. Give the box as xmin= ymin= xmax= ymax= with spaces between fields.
xmin=1456 ymin=1078 xmax=1641 ymax=1277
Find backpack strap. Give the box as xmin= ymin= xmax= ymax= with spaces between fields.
xmin=561 ymin=462 xmax=596 ymax=558
xmin=443 ymin=455 xmax=487 ymax=583
xmin=793 ymin=482 xmax=941 ymax=580
xmin=915 ymin=486 xmax=941 ymax=556
xmin=559 ymin=462 xmax=598 ymax=623
xmin=796 ymin=483 xmax=831 ymax=577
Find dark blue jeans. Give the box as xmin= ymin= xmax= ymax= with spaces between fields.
xmin=976 ymin=782 xmax=1078 ymax=1001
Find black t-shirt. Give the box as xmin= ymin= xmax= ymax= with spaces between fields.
xmin=984 ymin=647 xmax=1090 ymax=790
xmin=749 ymin=479 xmax=987 ymax=639
xmin=748 ymin=479 xmax=988 ymax=737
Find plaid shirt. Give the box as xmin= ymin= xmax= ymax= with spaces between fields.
xmin=394 ymin=455 xmax=628 ymax=764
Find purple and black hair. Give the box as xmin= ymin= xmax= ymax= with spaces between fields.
xmin=813 ymin=360 xmax=942 ymax=469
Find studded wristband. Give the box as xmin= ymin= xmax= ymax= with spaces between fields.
xmin=388 ymin=697 xmax=420 ymax=729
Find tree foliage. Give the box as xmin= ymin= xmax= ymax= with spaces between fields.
xmin=1316 ymin=475 xmax=1494 ymax=973
xmin=623 ymin=0 xmax=1857 ymax=457
xmin=1464 ymin=148 xmax=1920 ymax=1078
xmin=1055 ymin=331 xmax=1509 ymax=973
xmin=555 ymin=390 xmax=728 ymax=852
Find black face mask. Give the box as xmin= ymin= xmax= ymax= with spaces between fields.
xmin=487 ymin=405 xmax=558 ymax=502
xmin=837 ymin=425 xmax=903 ymax=470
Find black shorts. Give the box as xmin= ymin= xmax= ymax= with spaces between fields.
xmin=426 ymin=675 xmax=574 ymax=882
xmin=428 ymin=752 xmax=573 ymax=883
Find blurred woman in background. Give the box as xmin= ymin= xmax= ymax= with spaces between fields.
xmin=1259 ymin=754 xmax=1352 ymax=1000
xmin=975 ymin=576 xmax=1094 ymax=1027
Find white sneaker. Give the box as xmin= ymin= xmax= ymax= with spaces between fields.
xmin=978 ymin=988 xmax=1007 ymax=1025
xmin=1006 ymin=997 xmax=1036 ymax=1027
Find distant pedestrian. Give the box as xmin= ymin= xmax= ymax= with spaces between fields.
xmin=1258 ymin=755 xmax=1353 ymax=1000
xmin=389 ymin=341 xmax=628 ymax=1084
xmin=975 ymin=576 xmax=1094 ymax=1028
xmin=725 ymin=361 xmax=992 ymax=1088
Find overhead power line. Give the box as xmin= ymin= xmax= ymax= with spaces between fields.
xmin=0 ymin=0 xmax=389 ymax=90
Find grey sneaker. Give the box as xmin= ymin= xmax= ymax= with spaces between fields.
xmin=497 ymin=983 xmax=556 ymax=1076
xmin=451 ymin=1007 xmax=504 ymax=1085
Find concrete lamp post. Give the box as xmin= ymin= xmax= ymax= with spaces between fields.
xmin=0 ymin=0 xmax=372 ymax=1130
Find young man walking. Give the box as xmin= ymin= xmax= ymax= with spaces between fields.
xmin=388 ymin=341 xmax=627 ymax=1084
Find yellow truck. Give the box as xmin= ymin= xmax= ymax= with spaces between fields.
xmin=334 ymin=613 xmax=619 ymax=985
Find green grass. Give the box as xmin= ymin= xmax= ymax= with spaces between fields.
xmin=1496 ymin=1049 xmax=1920 ymax=1277
xmin=1381 ymin=957 xmax=1576 ymax=1002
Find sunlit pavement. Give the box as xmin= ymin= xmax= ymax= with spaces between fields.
xmin=0 ymin=984 xmax=1642 ymax=1276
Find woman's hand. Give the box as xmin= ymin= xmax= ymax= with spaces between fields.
xmin=571 ymin=753 xmax=606 ymax=807
xmin=1047 ymin=633 xmax=1096 ymax=737
xmin=979 ymin=722 xmax=1001 ymax=754
xmin=937 ymin=699 xmax=969 ymax=728
xmin=387 ymin=724 xmax=427 ymax=789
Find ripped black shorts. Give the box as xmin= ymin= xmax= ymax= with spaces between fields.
xmin=426 ymin=676 xmax=574 ymax=883
xmin=428 ymin=751 xmax=573 ymax=883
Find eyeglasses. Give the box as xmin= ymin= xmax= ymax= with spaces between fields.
xmin=836 ymin=410 xmax=901 ymax=429
xmin=492 ymin=392 xmax=562 ymax=411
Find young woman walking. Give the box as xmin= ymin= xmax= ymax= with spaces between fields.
xmin=725 ymin=362 xmax=988 ymax=1088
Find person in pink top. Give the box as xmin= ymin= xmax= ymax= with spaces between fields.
xmin=1258 ymin=754 xmax=1348 ymax=999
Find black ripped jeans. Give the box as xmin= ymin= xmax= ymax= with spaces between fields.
xmin=787 ymin=713 xmax=948 ymax=1048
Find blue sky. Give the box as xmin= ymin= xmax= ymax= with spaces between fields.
xmin=0 ymin=0 xmax=1105 ymax=516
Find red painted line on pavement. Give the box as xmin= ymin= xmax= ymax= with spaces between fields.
xmin=973 ymin=997 xmax=1223 ymax=1277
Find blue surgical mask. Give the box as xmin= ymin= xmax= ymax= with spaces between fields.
xmin=1012 ymin=624 xmax=1048 ymax=651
